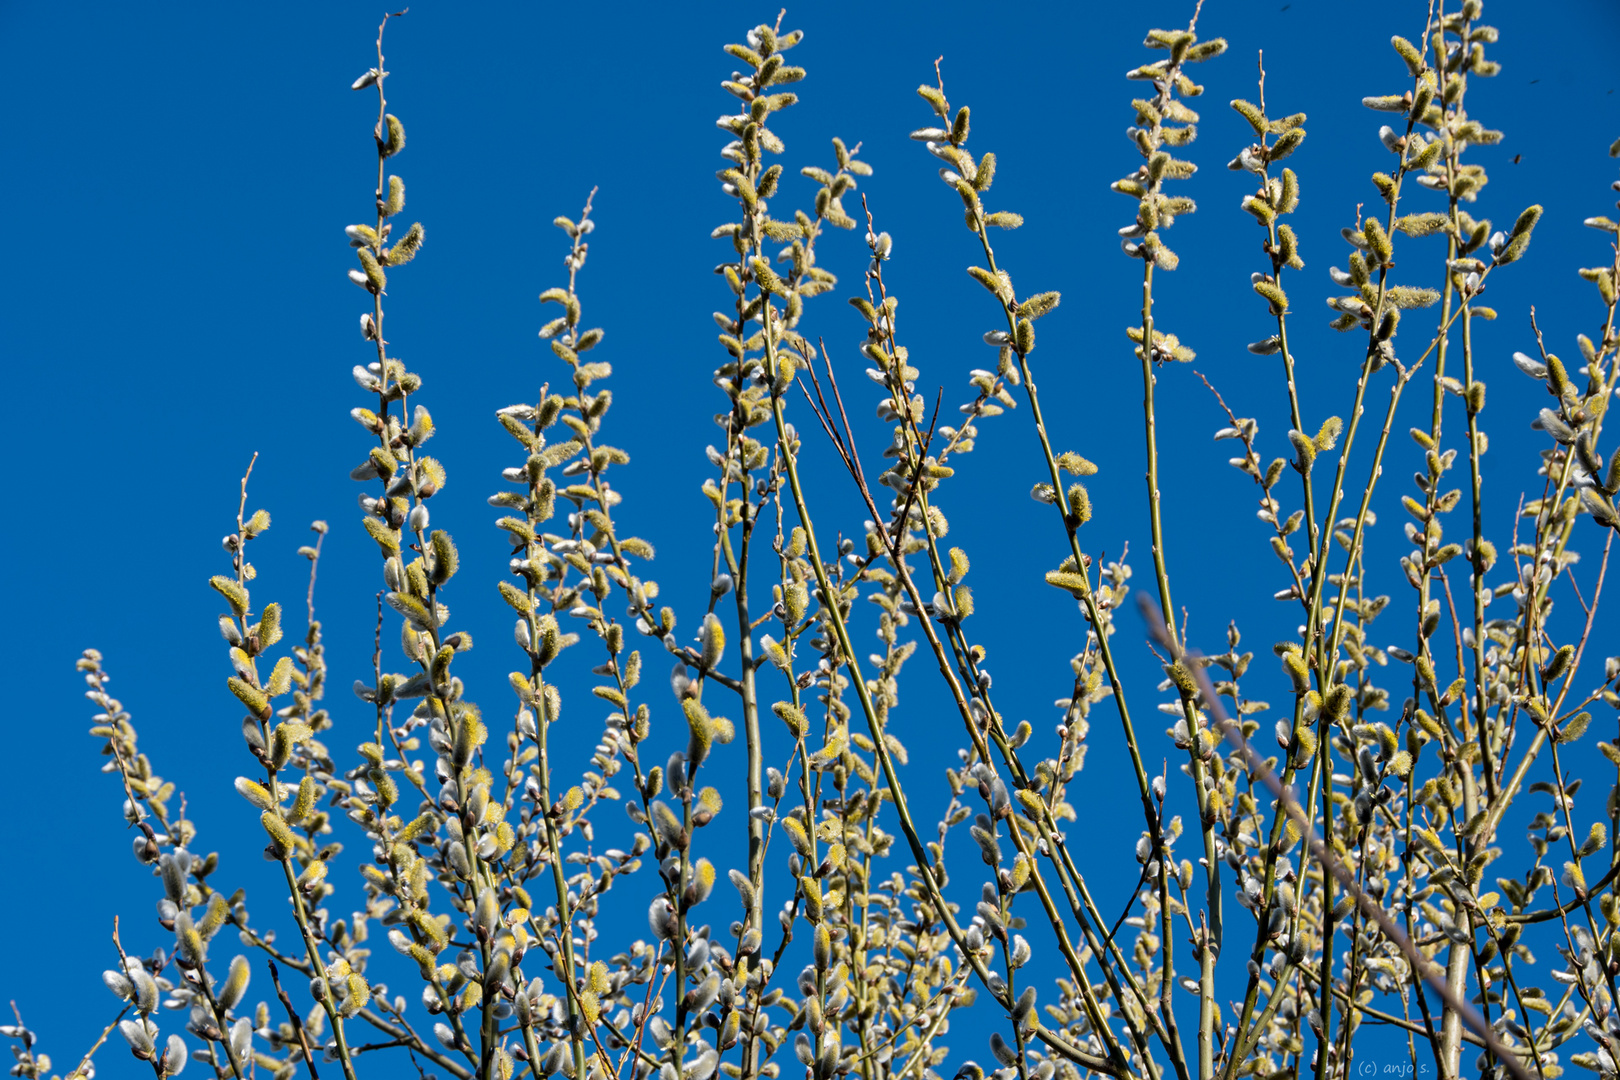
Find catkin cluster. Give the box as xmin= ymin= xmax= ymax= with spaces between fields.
xmin=9 ymin=6 xmax=1620 ymax=1080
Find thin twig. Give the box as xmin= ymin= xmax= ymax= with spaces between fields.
xmin=1139 ymin=595 xmax=1537 ymax=1080
xmin=269 ymin=960 xmax=321 ymax=1079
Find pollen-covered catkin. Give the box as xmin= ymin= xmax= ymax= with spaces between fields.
xmin=24 ymin=9 xmax=1620 ymax=1080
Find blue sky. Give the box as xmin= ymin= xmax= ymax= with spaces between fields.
xmin=3 ymin=0 xmax=1619 ymax=1074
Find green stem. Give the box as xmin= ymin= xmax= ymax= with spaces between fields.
xmin=1136 ymin=255 xmax=1221 ymax=1080
xmin=766 ymin=338 xmax=1121 ymax=1076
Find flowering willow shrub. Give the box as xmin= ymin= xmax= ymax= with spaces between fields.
xmin=10 ymin=4 xmax=1620 ymax=1080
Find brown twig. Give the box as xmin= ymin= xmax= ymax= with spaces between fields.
xmin=1138 ymin=594 xmax=1538 ymax=1080
xmin=270 ymin=960 xmax=321 ymax=1079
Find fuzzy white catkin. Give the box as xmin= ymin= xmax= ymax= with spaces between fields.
xmin=119 ymin=1020 xmax=155 ymax=1057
